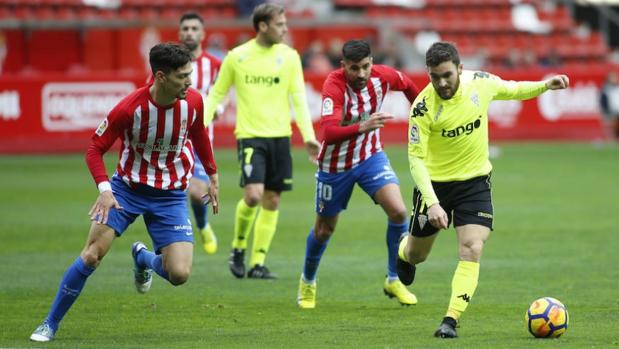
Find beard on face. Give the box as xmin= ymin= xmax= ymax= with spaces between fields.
xmin=183 ymin=40 xmax=198 ymax=51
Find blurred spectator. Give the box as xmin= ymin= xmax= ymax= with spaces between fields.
xmin=414 ymin=26 xmax=441 ymax=57
xmin=572 ymin=22 xmax=591 ymax=40
xmin=301 ymin=40 xmax=333 ymax=73
xmin=237 ymin=0 xmax=265 ymax=17
xmin=235 ymin=33 xmax=251 ymax=47
xmin=503 ymin=48 xmax=521 ymax=69
xmin=461 ymin=48 xmax=488 ymax=70
xmin=599 ymin=71 xmax=619 ymax=141
xmin=326 ymin=37 xmax=344 ymax=67
xmin=521 ymin=48 xmax=538 ymax=68
xmin=511 ymin=1 xmax=551 ymax=34
xmin=539 ymin=48 xmax=562 ymax=67
xmin=206 ymin=33 xmax=227 ymax=60
xmin=373 ymin=33 xmax=404 ymax=69
xmin=609 ymin=49 xmax=619 ymax=65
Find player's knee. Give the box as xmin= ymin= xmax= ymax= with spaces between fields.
xmin=460 ymin=240 xmax=484 ymax=261
xmin=388 ymin=209 xmax=408 ymax=225
xmin=167 ymin=267 xmax=191 ymax=286
xmin=244 ymin=194 xmax=261 ymax=207
xmin=80 ymin=249 xmax=103 ymax=268
xmin=314 ymin=225 xmax=333 ymax=242
xmin=405 ymin=248 xmax=428 ymax=265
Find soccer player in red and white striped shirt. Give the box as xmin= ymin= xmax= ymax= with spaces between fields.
xmin=297 ymin=40 xmax=419 ymax=309
xmin=30 ymin=43 xmax=219 ymax=343
xmin=179 ymin=12 xmax=222 ymax=254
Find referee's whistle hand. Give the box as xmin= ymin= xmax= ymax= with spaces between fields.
xmin=428 ymin=203 xmax=449 ymax=230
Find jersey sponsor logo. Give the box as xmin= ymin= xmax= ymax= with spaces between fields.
xmin=341 ymin=111 xmax=371 ymax=126
xmin=41 ymin=82 xmax=135 ymax=131
xmin=95 ymin=118 xmax=108 ymax=136
xmin=409 ymin=124 xmax=420 ymax=144
xmin=322 ymin=97 xmax=333 ymax=116
xmin=136 ymin=138 xmax=182 ymax=152
xmin=441 ymin=116 xmax=482 ymax=138
xmin=411 ymin=97 xmax=428 ymax=118
xmin=244 ymin=74 xmax=280 ymax=87
xmin=174 ymin=224 xmax=193 ymax=231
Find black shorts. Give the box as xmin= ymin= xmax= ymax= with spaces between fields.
xmin=409 ymin=174 xmax=494 ymax=237
xmin=237 ymin=137 xmax=293 ymax=192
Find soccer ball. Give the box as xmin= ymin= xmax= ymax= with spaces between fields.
xmin=525 ymin=297 xmax=569 ymax=338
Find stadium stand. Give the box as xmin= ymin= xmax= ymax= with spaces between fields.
xmin=0 ymin=0 xmax=613 ymax=74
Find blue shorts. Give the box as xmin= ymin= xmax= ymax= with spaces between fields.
xmin=315 ymin=151 xmax=400 ymax=217
xmin=105 ymin=176 xmax=193 ymax=254
xmin=192 ymin=158 xmax=210 ymax=183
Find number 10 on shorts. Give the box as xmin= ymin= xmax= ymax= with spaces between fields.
xmin=317 ymin=182 xmax=332 ymax=201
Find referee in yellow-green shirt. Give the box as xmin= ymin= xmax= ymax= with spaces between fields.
xmin=395 ymin=42 xmax=569 ymax=338
xmin=204 ymin=3 xmax=319 ymax=280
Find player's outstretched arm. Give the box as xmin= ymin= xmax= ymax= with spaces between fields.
xmin=88 ymin=191 xmax=122 ymax=225
xmin=359 ymin=112 xmax=394 ymax=133
xmin=544 ymin=75 xmax=570 ymax=90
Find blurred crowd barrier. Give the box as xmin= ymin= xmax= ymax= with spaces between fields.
xmin=0 ymin=68 xmax=604 ymax=154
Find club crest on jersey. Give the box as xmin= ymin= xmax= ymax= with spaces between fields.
xmin=411 ymin=97 xmax=428 ymax=118
xmin=470 ymin=93 xmax=479 ymax=107
xmin=321 ymin=97 xmax=333 ymax=116
xmin=95 ymin=118 xmax=108 ymax=136
xmin=409 ymin=124 xmax=420 ymax=144
xmin=180 ymin=119 xmax=187 ymax=135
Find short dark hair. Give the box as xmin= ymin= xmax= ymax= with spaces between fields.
xmin=425 ymin=41 xmax=460 ymax=67
xmin=149 ymin=43 xmax=192 ymax=75
xmin=342 ymin=40 xmax=371 ymax=62
xmin=180 ymin=12 xmax=203 ymax=25
xmin=252 ymin=3 xmax=285 ymax=32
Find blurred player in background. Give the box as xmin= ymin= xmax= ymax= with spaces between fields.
xmin=204 ymin=3 xmax=320 ymax=279
xmin=30 ymin=43 xmax=219 ymax=342
xmin=179 ymin=12 xmax=222 ymax=254
xmin=397 ymin=41 xmax=569 ymax=338
xmin=296 ymin=40 xmax=419 ymax=309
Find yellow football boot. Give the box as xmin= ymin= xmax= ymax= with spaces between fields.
xmin=200 ymin=224 xmax=217 ymax=254
xmin=297 ymin=277 xmax=316 ymax=309
xmin=383 ymin=278 xmax=418 ymax=306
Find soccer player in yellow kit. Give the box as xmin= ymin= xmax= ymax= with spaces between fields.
xmin=396 ymin=42 xmax=569 ymax=338
xmin=204 ymin=3 xmax=319 ymax=279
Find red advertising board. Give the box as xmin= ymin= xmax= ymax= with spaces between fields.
xmin=0 ymin=69 xmax=605 ymax=154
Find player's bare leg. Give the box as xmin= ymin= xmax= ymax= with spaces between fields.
xmin=160 ymin=241 xmax=194 ymax=285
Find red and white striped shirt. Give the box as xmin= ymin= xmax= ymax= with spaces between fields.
xmin=317 ymin=65 xmax=419 ymax=173
xmin=86 ymin=86 xmax=216 ymax=191
xmin=191 ymin=52 xmax=221 ymax=96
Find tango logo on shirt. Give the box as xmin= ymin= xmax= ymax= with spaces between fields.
xmin=442 ymin=116 xmax=482 ymax=138
xmin=245 ymin=74 xmax=280 ymax=87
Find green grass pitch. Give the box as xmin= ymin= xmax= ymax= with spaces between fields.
xmin=1 ymin=143 xmax=618 ymax=348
